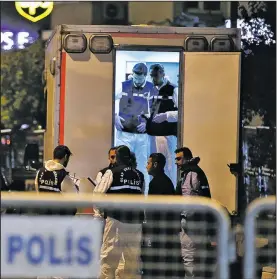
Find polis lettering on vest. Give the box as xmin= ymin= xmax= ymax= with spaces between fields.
xmin=120 ymin=167 xmax=142 ymax=185
xmin=120 ymin=178 xmax=141 ymax=185
xmin=39 ymin=179 xmax=57 ymax=186
xmin=7 ymin=230 xmax=92 ymax=266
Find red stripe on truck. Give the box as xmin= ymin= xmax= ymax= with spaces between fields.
xmin=59 ymin=52 xmax=66 ymax=145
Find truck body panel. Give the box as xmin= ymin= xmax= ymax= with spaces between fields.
xmin=44 ymin=25 xmax=241 ymax=213
xmin=62 ymin=51 xmax=113 ymax=178
xmin=182 ymin=52 xmax=241 ymax=213
xmin=44 ymin=26 xmax=63 ymax=160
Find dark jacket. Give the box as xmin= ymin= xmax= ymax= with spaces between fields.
xmin=143 ymin=171 xmax=185 ymax=277
xmin=148 ymin=171 xmax=175 ymax=195
xmin=146 ymin=171 xmax=178 ymax=229
xmin=176 ymin=157 xmax=211 ymax=198
xmin=146 ymin=80 xmax=178 ymax=136
xmin=176 ymin=157 xmax=213 ymax=238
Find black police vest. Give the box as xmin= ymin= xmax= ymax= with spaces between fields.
xmin=146 ymin=82 xmax=178 ymax=136
xmin=105 ymin=165 xmax=144 ymax=223
xmin=157 ymin=82 xmax=178 ymax=113
xmin=37 ymin=167 xmax=67 ymax=193
xmin=37 ymin=167 xmax=76 ymax=215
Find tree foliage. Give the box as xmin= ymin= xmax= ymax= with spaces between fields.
xmin=239 ymin=1 xmax=275 ymax=54
xmin=239 ymin=2 xmax=276 ymax=127
xmin=1 ymin=40 xmax=46 ymax=129
xmin=247 ymin=129 xmax=276 ymax=170
xmin=239 ymin=2 xmax=276 ymax=206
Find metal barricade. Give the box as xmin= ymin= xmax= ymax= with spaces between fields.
xmin=244 ymin=196 xmax=276 ymax=279
xmin=1 ymin=193 xmax=231 ymax=279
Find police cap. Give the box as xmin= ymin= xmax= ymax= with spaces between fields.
xmin=132 ymin=63 xmax=148 ymax=75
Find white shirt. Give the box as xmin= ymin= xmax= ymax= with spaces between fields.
xmin=94 ymin=169 xmax=113 ymax=193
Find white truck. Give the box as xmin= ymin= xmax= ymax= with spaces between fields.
xmin=44 ymin=24 xmax=241 ymax=215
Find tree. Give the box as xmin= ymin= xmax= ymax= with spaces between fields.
xmin=1 ymin=39 xmax=46 ymax=129
xmin=238 ymin=2 xmax=276 ymax=207
xmin=239 ymin=2 xmax=275 ymax=54
xmin=238 ymin=2 xmax=276 ymax=127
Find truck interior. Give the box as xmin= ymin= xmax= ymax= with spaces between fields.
xmin=113 ymin=49 xmax=181 ymax=188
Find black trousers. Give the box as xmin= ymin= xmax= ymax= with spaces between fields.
xmin=141 ymin=213 xmax=185 ymax=278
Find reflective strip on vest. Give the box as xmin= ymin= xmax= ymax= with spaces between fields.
xmin=121 ymin=92 xmax=148 ymax=98
xmin=39 ymin=185 xmax=60 ymax=192
xmin=153 ymin=96 xmax=173 ymax=100
xmin=109 ymin=185 xmax=142 ymax=192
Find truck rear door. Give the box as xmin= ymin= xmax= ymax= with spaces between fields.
xmin=181 ymin=52 xmax=241 ymax=214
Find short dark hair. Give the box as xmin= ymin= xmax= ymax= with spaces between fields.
xmin=108 ymin=147 xmax=117 ymax=154
xmin=53 ymin=145 xmax=72 ymax=160
xmin=150 ymin=64 xmax=165 ymax=75
xmin=130 ymin=152 xmax=137 ymax=168
xmin=175 ymin=147 xmax=193 ymax=159
xmin=116 ymin=145 xmax=131 ymax=165
xmin=150 ymin=153 xmax=166 ymax=170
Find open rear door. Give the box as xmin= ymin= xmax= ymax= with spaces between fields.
xmin=181 ymin=52 xmax=241 ymax=214
xmin=60 ymin=51 xmax=113 ymax=178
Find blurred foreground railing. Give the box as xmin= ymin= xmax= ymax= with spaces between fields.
xmin=1 ymin=193 xmax=231 ymax=279
xmin=244 ymin=196 xmax=276 ymax=279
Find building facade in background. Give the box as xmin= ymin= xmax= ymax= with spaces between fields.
xmin=50 ymin=1 xmax=231 ymax=28
xmin=1 ymin=1 xmax=233 ymax=46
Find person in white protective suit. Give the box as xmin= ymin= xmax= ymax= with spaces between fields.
xmin=147 ymin=64 xmax=178 ymax=187
xmin=114 ymin=63 xmax=158 ymax=192
xmin=94 ymin=145 xmax=144 ymax=279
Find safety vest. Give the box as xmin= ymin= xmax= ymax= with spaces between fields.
xmin=37 ymin=167 xmax=76 ymax=215
xmin=105 ymin=165 xmax=144 ymax=223
xmin=37 ymin=167 xmax=67 ymax=193
xmin=147 ymin=81 xmax=178 ymax=136
xmin=119 ymin=80 xmax=157 ymax=133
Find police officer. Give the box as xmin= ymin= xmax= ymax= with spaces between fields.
xmin=114 ymin=63 xmax=158 ymax=192
xmin=35 ymin=145 xmax=77 ymax=215
xmin=175 ymin=147 xmax=214 ymax=279
xmin=94 ymin=145 xmax=144 ymax=279
xmin=148 ymin=64 xmax=178 ymax=187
